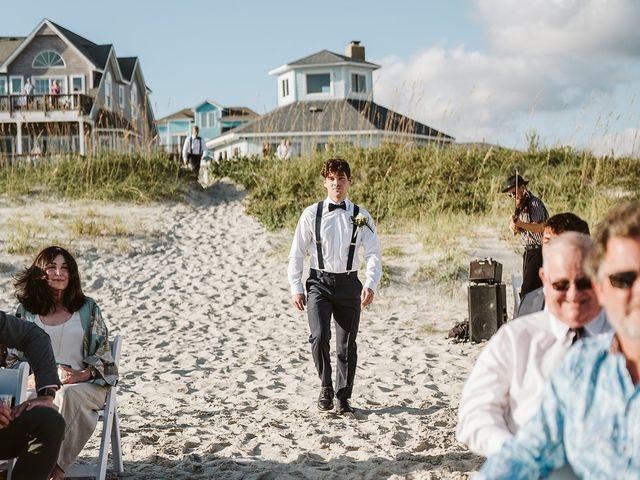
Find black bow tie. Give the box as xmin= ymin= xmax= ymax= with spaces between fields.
xmin=328 ymin=201 xmax=346 ymax=212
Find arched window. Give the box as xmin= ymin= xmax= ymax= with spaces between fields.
xmin=131 ymin=83 xmax=138 ymax=120
xmin=104 ymin=72 xmax=112 ymax=110
xmin=32 ymin=51 xmax=65 ymax=68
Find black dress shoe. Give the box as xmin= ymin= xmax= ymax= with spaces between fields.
xmin=317 ymin=387 xmax=334 ymax=411
xmin=336 ymin=398 xmax=354 ymax=415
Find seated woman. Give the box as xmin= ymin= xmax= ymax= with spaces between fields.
xmin=8 ymin=245 xmax=118 ymax=480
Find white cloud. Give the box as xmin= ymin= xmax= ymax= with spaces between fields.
xmin=476 ymin=0 xmax=640 ymax=57
xmin=372 ymin=0 xmax=640 ymax=154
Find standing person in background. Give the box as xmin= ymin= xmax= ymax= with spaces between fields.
xmin=276 ymin=138 xmax=291 ymax=160
xmin=288 ymin=159 xmax=381 ymax=415
xmin=502 ymin=174 xmax=549 ymax=297
xmin=182 ymin=126 xmax=207 ymax=178
xmin=22 ymin=77 xmax=34 ymax=108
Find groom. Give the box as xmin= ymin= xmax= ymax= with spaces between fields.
xmin=288 ymin=158 xmax=381 ymax=414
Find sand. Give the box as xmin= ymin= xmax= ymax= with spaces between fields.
xmin=0 ymin=179 xmax=521 ymax=479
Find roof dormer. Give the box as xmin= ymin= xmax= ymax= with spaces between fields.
xmin=269 ymin=41 xmax=380 ymax=107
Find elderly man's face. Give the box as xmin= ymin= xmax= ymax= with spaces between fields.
xmin=595 ymin=237 xmax=640 ymax=339
xmin=542 ymin=244 xmax=600 ymax=328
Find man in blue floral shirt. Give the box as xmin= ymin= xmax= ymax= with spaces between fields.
xmin=479 ymin=200 xmax=640 ymax=479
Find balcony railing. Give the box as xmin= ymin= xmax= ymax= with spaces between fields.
xmin=0 ymin=94 xmax=94 ymax=115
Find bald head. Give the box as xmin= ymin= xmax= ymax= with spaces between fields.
xmin=541 ymin=232 xmax=601 ymax=327
xmin=543 ymin=232 xmax=593 ymax=270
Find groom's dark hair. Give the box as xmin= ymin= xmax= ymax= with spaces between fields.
xmin=321 ymin=159 xmax=351 ymax=179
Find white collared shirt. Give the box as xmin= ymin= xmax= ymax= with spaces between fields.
xmin=182 ymin=134 xmax=208 ymax=161
xmin=456 ymin=308 xmax=610 ymax=457
xmin=287 ymin=198 xmax=382 ymax=295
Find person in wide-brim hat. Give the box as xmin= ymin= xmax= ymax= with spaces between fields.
xmin=502 ymin=173 xmax=548 ymax=298
xmin=501 ymin=174 xmax=529 ymax=193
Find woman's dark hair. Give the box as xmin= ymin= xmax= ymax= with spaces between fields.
xmin=14 ymin=246 xmax=86 ymax=315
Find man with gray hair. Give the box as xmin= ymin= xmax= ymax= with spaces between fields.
xmin=479 ymin=200 xmax=640 ymax=478
xmin=457 ymin=232 xmax=610 ymax=458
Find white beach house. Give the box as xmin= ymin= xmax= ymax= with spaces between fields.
xmin=206 ymin=41 xmax=453 ymax=159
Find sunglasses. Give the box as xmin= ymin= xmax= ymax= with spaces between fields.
xmin=608 ymin=271 xmax=639 ymax=289
xmin=550 ymin=277 xmax=593 ymax=292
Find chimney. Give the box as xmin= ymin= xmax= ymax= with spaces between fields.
xmin=345 ymin=40 xmax=365 ymax=61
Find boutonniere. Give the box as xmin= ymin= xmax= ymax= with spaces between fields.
xmin=351 ymin=213 xmax=374 ymax=232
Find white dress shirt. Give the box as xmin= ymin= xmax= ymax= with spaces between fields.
xmin=287 ymin=198 xmax=382 ymax=295
xmin=456 ymin=308 xmax=610 ymax=457
xmin=182 ymin=134 xmax=208 ymax=162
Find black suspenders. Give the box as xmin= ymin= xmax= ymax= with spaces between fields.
xmin=315 ymin=201 xmax=325 ymax=270
xmin=346 ymin=204 xmax=359 ymax=271
xmin=314 ymin=201 xmax=360 ymax=272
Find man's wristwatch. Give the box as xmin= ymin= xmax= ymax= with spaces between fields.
xmin=37 ymin=387 xmax=57 ymax=398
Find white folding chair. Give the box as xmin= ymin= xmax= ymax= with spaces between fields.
xmin=65 ymin=335 xmax=123 ymax=480
xmin=511 ymin=273 xmax=523 ymax=319
xmin=0 ymin=362 xmax=30 ymax=480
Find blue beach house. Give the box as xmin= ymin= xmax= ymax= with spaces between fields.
xmin=156 ymin=99 xmax=257 ymax=159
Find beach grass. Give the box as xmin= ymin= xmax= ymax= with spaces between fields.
xmin=0 ymin=153 xmax=193 ymax=202
xmin=209 ymin=143 xmax=640 ymax=234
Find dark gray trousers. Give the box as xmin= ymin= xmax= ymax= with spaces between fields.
xmin=0 ymin=406 xmax=65 ymax=480
xmin=306 ymin=269 xmax=362 ymax=400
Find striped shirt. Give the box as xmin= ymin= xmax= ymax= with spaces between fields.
xmin=515 ymin=191 xmax=548 ymax=247
xmin=478 ymin=332 xmax=640 ymax=479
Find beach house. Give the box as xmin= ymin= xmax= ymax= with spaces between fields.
xmin=155 ymin=100 xmax=258 ymax=159
xmin=0 ymin=19 xmax=155 ymax=158
xmin=206 ymin=41 xmax=454 ymax=159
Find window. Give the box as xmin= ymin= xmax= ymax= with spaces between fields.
xmin=104 ymin=72 xmax=112 ymax=110
xmin=32 ymin=51 xmax=65 ymax=68
xmin=71 ymin=75 xmax=84 ymax=93
xmin=306 ymin=73 xmax=330 ymax=94
xmin=10 ymin=76 xmax=23 ymax=94
xmin=33 ymin=77 xmax=66 ymax=94
xmin=119 ymin=85 xmax=125 ymax=109
xmin=200 ymin=111 xmax=216 ymax=128
xmin=351 ymin=73 xmax=366 ymax=93
xmin=0 ymin=77 xmax=6 ymax=95
xmin=131 ymin=83 xmax=138 ymax=120
xmin=34 ymin=78 xmax=49 ymax=94
xmin=281 ymin=78 xmax=289 ymax=97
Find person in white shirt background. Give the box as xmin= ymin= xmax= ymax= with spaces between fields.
xmin=276 ymin=138 xmax=292 ymax=160
xmin=456 ymin=232 xmax=610 ymax=457
xmin=182 ymin=125 xmax=208 ymax=178
xmin=288 ymin=158 xmax=381 ymax=415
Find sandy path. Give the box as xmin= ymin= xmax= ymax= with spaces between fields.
xmin=0 ymin=180 xmax=522 ymax=479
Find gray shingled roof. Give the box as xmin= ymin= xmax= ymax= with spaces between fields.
xmin=229 ymin=99 xmax=454 ymax=140
xmin=0 ymin=37 xmax=25 ymax=64
xmin=117 ymin=57 xmax=137 ymax=80
xmin=50 ymin=21 xmax=111 ymax=69
xmin=155 ymin=108 xmax=194 ymax=124
xmin=288 ymin=49 xmax=379 ymax=68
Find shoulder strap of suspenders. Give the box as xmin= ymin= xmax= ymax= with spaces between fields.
xmin=315 ymin=201 xmax=324 ymax=270
xmin=346 ymin=204 xmax=359 ymax=271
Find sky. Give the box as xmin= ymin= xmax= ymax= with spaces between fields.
xmin=2 ymin=0 xmax=639 ymax=156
